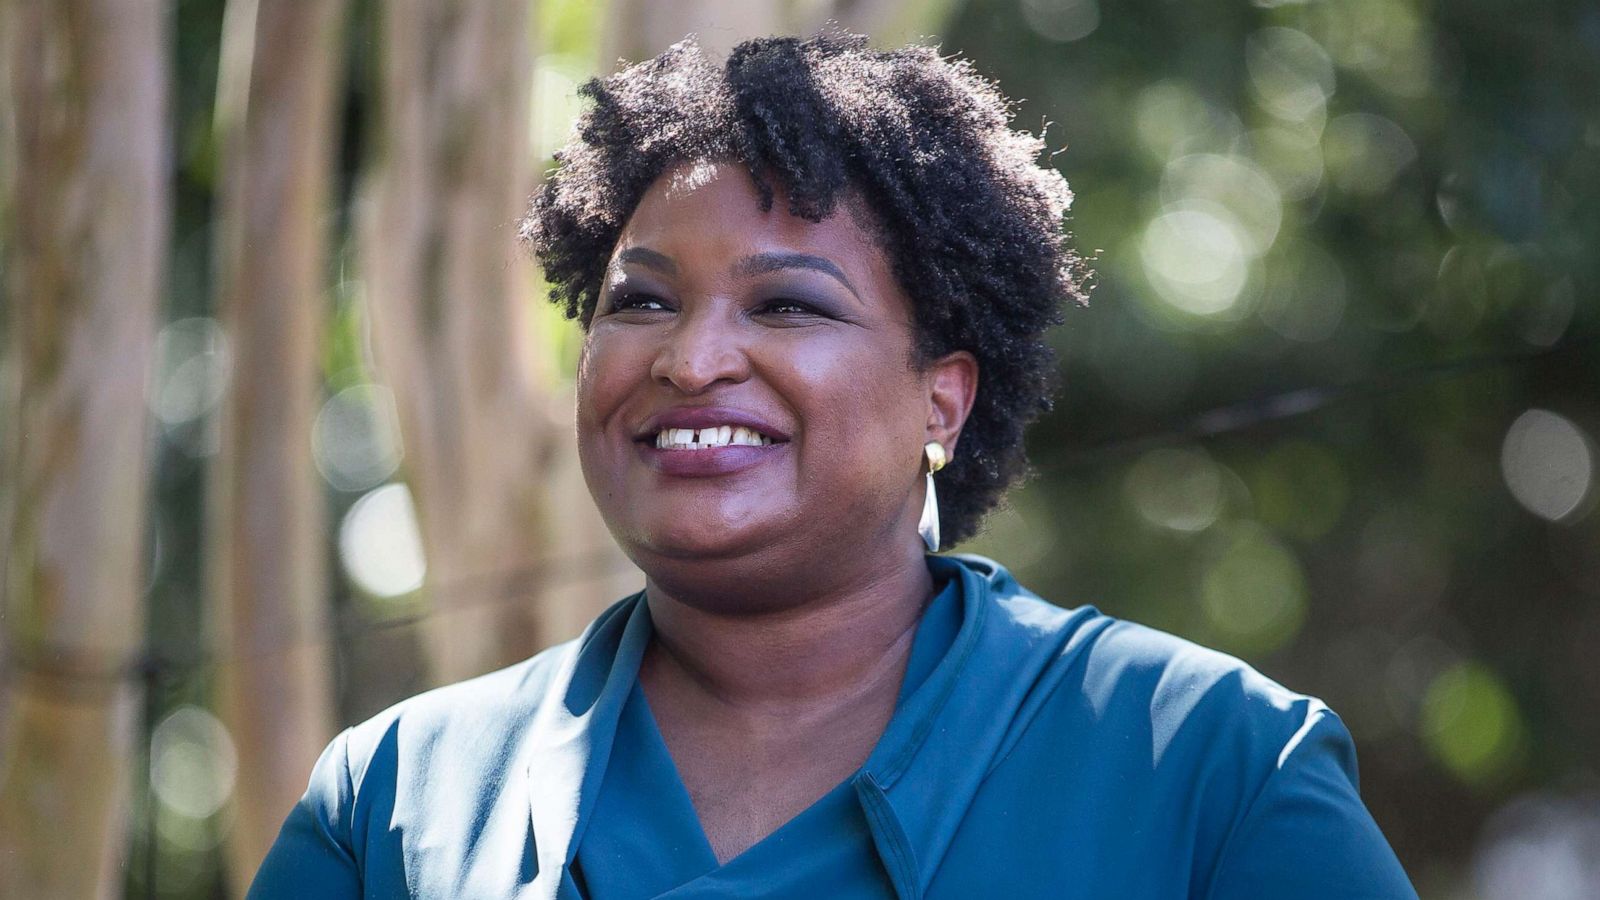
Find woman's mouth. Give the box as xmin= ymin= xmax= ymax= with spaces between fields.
xmin=634 ymin=415 xmax=787 ymax=477
xmin=653 ymin=425 xmax=776 ymax=450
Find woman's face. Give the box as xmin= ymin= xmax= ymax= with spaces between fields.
xmin=576 ymin=160 xmax=974 ymax=605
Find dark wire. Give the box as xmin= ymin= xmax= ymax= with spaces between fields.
xmin=1038 ymin=331 xmax=1598 ymax=472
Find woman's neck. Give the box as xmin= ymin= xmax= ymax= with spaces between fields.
xmin=639 ymin=545 xmax=935 ymax=716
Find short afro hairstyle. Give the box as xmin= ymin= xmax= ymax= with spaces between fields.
xmin=522 ymin=32 xmax=1089 ymax=547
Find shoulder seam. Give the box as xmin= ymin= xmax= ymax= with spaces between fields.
xmin=1199 ymin=705 xmax=1332 ymax=900
xmin=338 ymin=726 xmax=361 ymax=871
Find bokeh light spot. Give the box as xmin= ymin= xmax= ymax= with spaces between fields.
xmin=340 ymin=482 xmax=428 ymax=598
xmin=150 ymin=706 xmax=238 ymax=821
xmin=313 ymin=383 xmax=404 ymax=493
xmin=1249 ymin=125 xmax=1326 ymax=200
xmin=1305 ymin=0 xmax=1435 ymax=98
xmin=1426 ymin=245 xmax=1490 ymax=342
xmin=151 ymin=318 xmax=230 ymax=426
xmin=1200 ymin=525 xmax=1308 ymax=655
xmin=1473 ymin=789 xmax=1600 ymax=900
xmin=1246 ymin=27 xmax=1336 ymax=123
xmin=150 ymin=317 xmax=230 ymax=456
xmin=1323 ymin=112 xmax=1417 ymax=195
xmin=1139 ymin=205 xmax=1251 ymax=316
xmin=1251 ymin=440 xmax=1349 ymax=539
xmin=1357 ymin=506 xmax=1452 ymax=614
xmin=1161 ymin=154 xmax=1283 ymax=256
xmin=1421 ymin=662 xmax=1527 ymax=787
xmin=1259 ymin=244 xmax=1347 ymax=343
xmin=1133 ymin=81 xmax=1238 ymax=161
xmin=1125 ymin=446 xmax=1225 ymax=532
xmin=1517 ymin=277 xmax=1576 ymax=348
xmin=1501 ymin=409 xmax=1594 ymax=522
xmin=1384 ymin=634 xmax=1461 ymax=729
xmin=1021 ymin=0 xmax=1101 ymax=43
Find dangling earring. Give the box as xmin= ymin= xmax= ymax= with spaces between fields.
xmin=919 ymin=441 xmax=947 ymax=553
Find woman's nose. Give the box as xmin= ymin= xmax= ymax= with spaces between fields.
xmin=649 ymin=309 xmax=750 ymax=394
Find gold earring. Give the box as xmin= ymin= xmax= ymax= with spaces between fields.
xmin=919 ymin=442 xmax=946 ymax=552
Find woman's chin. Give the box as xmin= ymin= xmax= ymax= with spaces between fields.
xmin=628 ymin=520 xmax=776 ymax=563
xmin=613 ymin=490 xmax=798 ymax=563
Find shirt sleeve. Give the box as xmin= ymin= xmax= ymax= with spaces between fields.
xmin=1204 ymin=710 xmax=1418 ymax=900
xmin=246 ymin=729 xmax=362 ymax=899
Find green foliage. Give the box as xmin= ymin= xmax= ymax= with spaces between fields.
xmin=946 ymin=0 xmax=1600 ymax=890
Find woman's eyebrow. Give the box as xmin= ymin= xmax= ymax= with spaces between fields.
xmin=616 ymin=246 xmax=677 ymax=274
xmin=734 ymin=252 xmax=861 ymax=300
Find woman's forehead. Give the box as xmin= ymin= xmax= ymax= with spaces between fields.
xmin=627 ymin=159 xmax=765 ymax=226
xmin=654 ymin=158 xmax=733 ymax=203
xmin=607 ymin=159 xmax=913 ymax=322
xmin=617 ymin=161 xmax=887 ymax=274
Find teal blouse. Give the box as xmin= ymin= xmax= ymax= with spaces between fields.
xmin=249 ymin=555 xmax=1417 ymax=899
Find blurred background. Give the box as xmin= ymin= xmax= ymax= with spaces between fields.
xmin=1 ymin=0 xmax=1596 ymax=897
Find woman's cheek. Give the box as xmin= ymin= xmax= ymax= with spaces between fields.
xmin=576 ymin=330 xmax=639 ymax=423
xmin=576 ymin=329 xmax=613 ymax=393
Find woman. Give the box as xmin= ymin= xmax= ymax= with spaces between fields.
xmin=251 ymin=34 xmax=1416 ymax=898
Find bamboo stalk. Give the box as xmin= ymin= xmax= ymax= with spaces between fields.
xmin=361 ymin=0 xmax=571 ymax=684
xmin=208 ymin=0 xmax=348 ymax=891
xmin=0 ymin=0 xmax=168 ymax=895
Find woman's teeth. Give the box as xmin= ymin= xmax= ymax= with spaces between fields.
xmin=654 ymin=425 xmax=773 ymax=450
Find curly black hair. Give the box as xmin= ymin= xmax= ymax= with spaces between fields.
xmin=522 ymin=32 xmax=1089 ymax=546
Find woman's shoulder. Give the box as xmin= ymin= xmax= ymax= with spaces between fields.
xmin=249 ymin=599 xmax=644 ymax=898
xmin=928 ymin=557 xmax=1414 ymax=890
xmin=956 ymin=553 xmax=1337 ymax=773
xmin=343 ymin=593 xmax=640 ymax=753
xmin=954 ymin=558 xmax=1417 ymax=898
xmin=331 ymin=637 xmax=574 ymax=784
xmin=1072 ymin=613 xmax=1326 ymax=745
xmin=335 ymin=596 xmax=645 ymax=789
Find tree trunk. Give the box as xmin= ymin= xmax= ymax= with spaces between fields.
xmin=362 ymin=0 xmax=628 ymax=685
xmin=208 ymin=0 xmax=347 ymax=892
xmin=0 ymin=1 xmax=167 ymax=896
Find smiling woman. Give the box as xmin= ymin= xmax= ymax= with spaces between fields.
xmin=249 ymin=33 xmax=1417 ymax=899
xmin=575 ymin=160 xmax=975 ymax=614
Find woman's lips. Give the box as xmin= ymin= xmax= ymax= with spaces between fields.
xmin=634 ymin=440 xmax=785 ymax=477
xmin=631 ymin=405 xmax=791 ymax=477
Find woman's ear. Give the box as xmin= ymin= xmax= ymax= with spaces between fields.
xmin=926 ymin=351 xmax=979 ymax=454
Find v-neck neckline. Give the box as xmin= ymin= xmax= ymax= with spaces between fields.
xmin=541 ymin=558 xmax=991 ymax=899
xmin=635 ymin=570 xmax=962 ymax=870
xmin=568 ymin=571 xmax=964 ymax=898
xmin=627 ymin=680 xmax=718 ymax=871
xmin=570 ymin=678 xmax=880 ymax=899
xmin=631 ymin=678 xmax=860 ymax=870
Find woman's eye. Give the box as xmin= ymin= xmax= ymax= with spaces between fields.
xmin=757 ymin=298 xmax=827 ymax=318
xmin=610 ymin=292 xmax=671 ymax=313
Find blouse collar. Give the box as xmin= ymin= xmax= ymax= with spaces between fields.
xmin=521 ymin=555 xmax=1106 ymax=899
